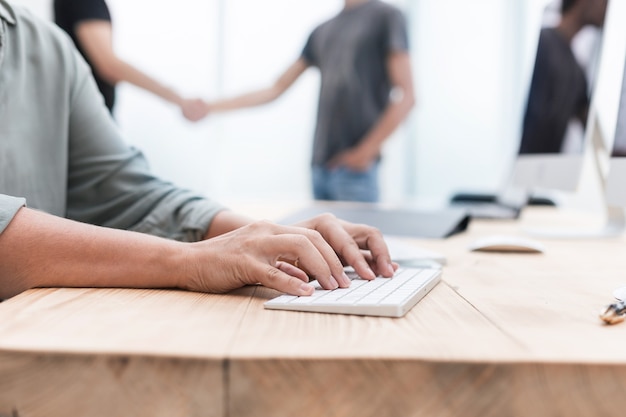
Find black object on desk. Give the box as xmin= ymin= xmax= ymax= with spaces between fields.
xmin=450 ymin=193 xmax=498 ymax=204
xmin=450 ymin=192 xmax=557 ymax=207
xmin=448 ymin=191 xmax=556 ymax=221
xmin=279 ymin=204 xmax=471 ymax=239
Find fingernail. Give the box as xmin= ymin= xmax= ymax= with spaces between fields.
xmin=341 ymin=272 xmax=351 ymax=287
xmin=299 ymin=283 xmax=314 ymax=296
xmin=329 ymin=276 xmax=339 ymax=289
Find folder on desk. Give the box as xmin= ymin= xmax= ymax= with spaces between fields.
xmin=278 ymin=204 xmax=470 ymax=239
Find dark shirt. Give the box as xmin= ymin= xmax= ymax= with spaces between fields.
xmin=54 ymin=0 xmax=116 ymax=112
xmin=612 ymin=58 xmax=626 ymax=157
xmin=301 ymin=0 xmax=409 ymax=166
xmin=519 ymin=27 xmax=589 ymax=154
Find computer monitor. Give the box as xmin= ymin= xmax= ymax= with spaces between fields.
xmin=448 ymin=1 xmax=602 ymax=220
xmin=603 ymin=16 xmax=626 ymax=230
xmin=510 ymin=0 xmax=607 ymax=194
xmin=525 ymin=0 xmax=625 ymax=238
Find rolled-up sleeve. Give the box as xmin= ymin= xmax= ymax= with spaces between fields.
xmin=0 ymin=194 xmax=26 ymax=235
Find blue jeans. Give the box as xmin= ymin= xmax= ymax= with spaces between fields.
xmin=312 ymin=163 xmax=380 ymax=202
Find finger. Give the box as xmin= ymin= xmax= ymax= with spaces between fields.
xmin=258 ymin=263 xmax=315 ymax=296
xmin=326 ymin=154 xmax=345 ymax=170
xmin=333 ymin=230 xmax=378 ymax=280
xmin=336 ymin=218 xmax=396 ymax=277
xmin=291 ymin=216 xmax=362 ymax=283
xmin=356 ymin=230 xmax=396 ymax=278
xmin=320 ymin=216 xmax=395 ymax=279
xmin=264 ymin=232 xmax=341 ymax=290
xmin=303 ymin=214 xmax=378 ymax=281
xmin=359 ymin=251 xmax=400 ymax=277
xmin=270 ymin=226 xmax=351 ymax=289
xmin=324 ymin=214 xmax=378 ymax=279
xmin=285 ymin=228 xmax=349 ymax=288
xmin=275 ymin=261 xmax=309 ymax=282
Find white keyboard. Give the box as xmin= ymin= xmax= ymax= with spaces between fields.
xmin=264 ymin=267 xmax=442 ymax=317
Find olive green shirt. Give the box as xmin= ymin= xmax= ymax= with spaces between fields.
xmin=0 ymin=1 xmax=224 ymax=241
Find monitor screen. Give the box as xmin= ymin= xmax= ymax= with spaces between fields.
xmin=511 ymin=0 xmax=607 ymax=192
xmin=611 ymin=64 xmax=626 ymax=158
xmin=605 ymin=32 xmax=626 ymax=207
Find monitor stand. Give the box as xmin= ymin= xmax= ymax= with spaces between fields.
xmin=524 ymin=119 xmax=626 ymax=239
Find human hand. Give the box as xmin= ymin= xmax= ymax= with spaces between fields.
xmin=180 ymin=98 xmax=210 ymax=122
xmin=327 ymin=146 xmax=377 ymax=172
xmin=182 ymin=220 xmax=356 ymax=296
xmin=294 ymin=213 xmax=397 ymax=280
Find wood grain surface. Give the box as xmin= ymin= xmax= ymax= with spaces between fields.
xmin=0 ymin=351 xmax=223 ymax=417
xmin=2 ymin=206 xmax=626 ymax=416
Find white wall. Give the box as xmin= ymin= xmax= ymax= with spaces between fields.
xmin=409 ymin=0 xmax=528 ymax=202
xmin=110 ymin=0 xmax=223 ymax=200
xmin=8 ymin=0 xmax=611 ymax=212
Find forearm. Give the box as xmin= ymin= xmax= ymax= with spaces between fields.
xmin=73 ymin=22 xmax=183 ymax=106
xmin=358 ymin=97 xmax=415 ymax=155
xmin=355 ymin=51 xmax=417 ymax=157
xmin=104 ymin=58 xmax=183 ymax=105
xmin=0 ymin=207 xmax=187 ymax=299
xmin=208 ymin=88 xmax=281 ymax=113
xmin=205 ymin=210 xmax=255 ymax=239
xmin=0 ymin=206 xmax=397 ymax=300
xmin=207 ymin=58 xmax=307 ymax=113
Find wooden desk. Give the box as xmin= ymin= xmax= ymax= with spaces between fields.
xmin=2 ymin=207 xmax=626 ymax=417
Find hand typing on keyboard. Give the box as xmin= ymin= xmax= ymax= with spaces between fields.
xmin=265 ymin=267 xmax=441 ymax=317
xmin=181 ymin=213 xmax=398 ymax=299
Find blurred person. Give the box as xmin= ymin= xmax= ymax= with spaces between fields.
xmin=53 ymin=0 xmax=206 ymax=121
xmin=519 ymin=0 xmax=607 ymax=154
xmin=201 ymin=0 xmax=415 ymax=203
xmin=0 ymin=0 xmax=397 ymax=301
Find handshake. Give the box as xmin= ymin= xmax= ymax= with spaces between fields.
xmin=176 ymin=98 xmax=214 ymax=123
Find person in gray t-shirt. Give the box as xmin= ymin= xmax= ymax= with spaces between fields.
xmin=201 ymin=0 xmax=415 ymax=203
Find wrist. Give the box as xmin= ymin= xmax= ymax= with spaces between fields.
xmin=166 ymin=241 xmax=195 ymax=290
xmin=356 ymin=142 xmax=379 ymax=159
xmin=164 ymin=89 xmax=184 ymax=106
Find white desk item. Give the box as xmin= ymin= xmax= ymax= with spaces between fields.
xmin=613 ymin=285 xmax=626 ymax=301
xmin=468 ymin=235 xmax=546 ymax=253
xmin=384 ymin=235 xmax=447 ymax=265
xmin=451 ymin=201 xmax=521 ymax=220
xmin=264 ymin=267 xmax=441 ymax=317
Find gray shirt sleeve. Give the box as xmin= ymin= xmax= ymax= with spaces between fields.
xmin=0 ymin=5 xmax=226 ymax=243
xmin=64 ymin=48 xmax=226 ymax=242
xmin=0 ymin=194 xmax=26 ymax=235
xmin=384 ymin=7 xmax=409 ymax=53
xmin=301 ymin=29 xmax=317 ymax=66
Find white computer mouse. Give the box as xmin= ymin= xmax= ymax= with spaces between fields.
xmin=468 ymin=235 xmax=546 ymax=253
